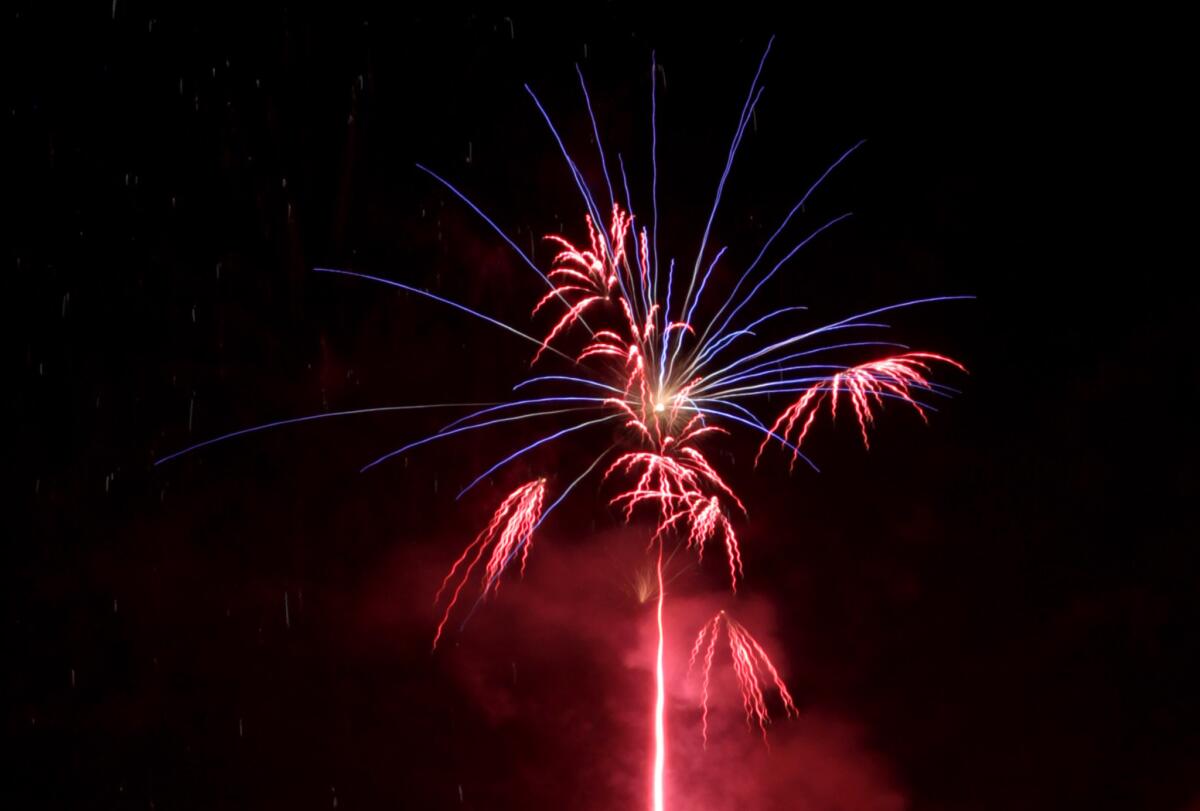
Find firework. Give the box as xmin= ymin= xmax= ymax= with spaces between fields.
xmin=158 ymin=37 xmax=968 ymax=811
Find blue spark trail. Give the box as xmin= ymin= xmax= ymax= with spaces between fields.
xmin=700 ymin=296 xmax=974 ymax=385
xmin=313 ymin=267 xmax=575 ymax=362
xmin=702 ymin=212 xmax=855 ymax=356
xmin=153 ymin=403 xmax=497 ymax=466
xmin=696 ymin=139 xmax=866 ymax=353
xmin=455 ymin=414 xmax=622 ymax=499
xmin=360 ymin=408 xmax=606 ymax=473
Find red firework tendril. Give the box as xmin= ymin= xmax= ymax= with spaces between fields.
xmin=690 ymin=610 xmax=799 ymax=746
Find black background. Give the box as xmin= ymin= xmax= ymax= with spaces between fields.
xmin=6 ymin=4 xmax=1195 ymax=810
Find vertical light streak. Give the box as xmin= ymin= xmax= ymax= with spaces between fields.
xmin=653 ymin=539 xmax=667 ymax=811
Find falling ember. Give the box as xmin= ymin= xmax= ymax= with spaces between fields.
xmin=689 ymin=611 xmax=799 ymax=745
xmin=432 ymin=479 xmax=546 ymax=649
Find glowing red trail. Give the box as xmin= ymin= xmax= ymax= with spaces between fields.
xmin=432 ymin=479 xmax=546 ymax=649
xmin=653 ymin=539 xmax=666 ymax=811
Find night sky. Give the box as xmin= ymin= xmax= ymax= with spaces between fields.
xmin=7 ymin=5 xmax=1196 ymax=810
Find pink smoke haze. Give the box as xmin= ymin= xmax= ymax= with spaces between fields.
xmin=359 ymin=527 xmax=908 ymax=810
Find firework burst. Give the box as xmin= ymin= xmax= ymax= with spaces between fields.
xmin=157 ymin=37 xmax=968 ymax=811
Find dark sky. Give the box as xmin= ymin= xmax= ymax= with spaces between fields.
xmin=7 ymin=5 xmax=1195 ymax=810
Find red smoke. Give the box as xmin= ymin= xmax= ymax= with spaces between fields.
xmin=359 ymin=523 xmax=908 ymax=810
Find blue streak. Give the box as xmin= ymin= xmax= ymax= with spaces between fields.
xmin=456 ymin=414 xmax=620 ymax=499
xmin=683 ymin=246 xmax=729 ymax=333
xmin=576 ymin=64 xmax=616 ymax=209
xmin=677 ymin=403 xmax=819 ymax=472
xmin=680 ymin=37 xmax=774 ymax=339
xmin=694 ymin=305 xmax=808 ymax=366
xmin=513 ymin=375 xmax=626 ymax=395
xmin=526 ymin=85 xmax=639 ymax=325
xmin=314 ymin=267 xmax=571 ymax=361
xmin=440 ymin=397 xmax=612 ymax=432
xmin=361 ymin=408 xmax=603 ymax=473
xmin=413 ymin=164 xmax=552 ymax=290
xmin=699 ymin=139 xmax=865 ymax=352
xmin=154 ymin=403 xmax=492 ymax=466
xmin=702 ymin=297 xmax=973 ymax=383
xmin=706 ymin=212 xmax=855 ymax=351
xmin=712 ymin=340 xmax=910 ymax=383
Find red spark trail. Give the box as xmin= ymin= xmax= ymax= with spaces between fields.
xmin=758 ymin=352 xmax=966 ymax=467
xmin=690 ymin=610 xmax=799 ymax=745
xmin=653 ymin=540 xmax=667 ymax=811
xmin=432 ymin=478 xmax=546 ymax=649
